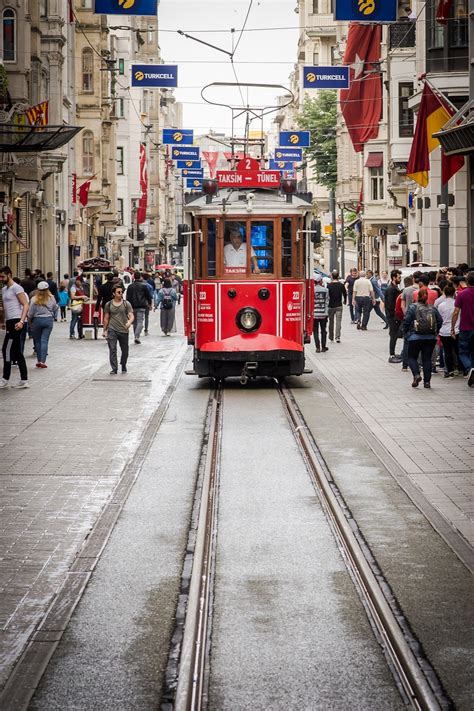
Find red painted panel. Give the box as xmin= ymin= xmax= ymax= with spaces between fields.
xmin=201 ymin=333 xmax=303 ymax=353
xmin=280 ymin=282 xmax=304 ymax=343
xmin=194 ymin=282 xmax=217 ymax=349
xmin=219 ymin=282 xmax=278 ymax=341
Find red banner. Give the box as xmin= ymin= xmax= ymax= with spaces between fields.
xmin=137 ymin=143 xmax=148 ymax=225
xmin=71 ymin=173 xmax=77 ymax=204
xmin=202 ymin=151 xmax=219 ymax=178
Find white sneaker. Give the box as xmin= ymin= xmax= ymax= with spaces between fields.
xmin=0 ymin=378 xmax=10 ymax=388
xmin=13 ymin=380 xmax=30 ymax=389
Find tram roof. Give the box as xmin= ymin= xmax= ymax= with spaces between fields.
xmin=183 ymin=188 xmax=313 ymax=215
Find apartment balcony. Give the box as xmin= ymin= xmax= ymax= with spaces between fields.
xmin=305 ymin=14 xmax=337 ymax=37
xmin=388 ymin=21 xmax=416 ymax=50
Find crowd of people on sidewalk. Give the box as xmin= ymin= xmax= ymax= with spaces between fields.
xmin=0 ymin=265 xmax=182 ymax=387
xmin=313 ymin=264 xmax=474 ymax=389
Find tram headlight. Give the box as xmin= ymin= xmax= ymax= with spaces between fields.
xmin=236 ymin=307 xmax=261 ymax=333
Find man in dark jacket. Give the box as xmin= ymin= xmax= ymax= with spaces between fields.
xmin=126 ymin=271 xmax=152 ymax=344
xmin=95 ymin=273 xmax=115 ymax=313
xmin=385 ymin=269 xmax=402 ymax=363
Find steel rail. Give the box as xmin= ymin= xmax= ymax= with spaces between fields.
xmin=174 ymin=386 xmax=222 ymax=711
xmin=278 ymin=384 xmax=446 ymax=711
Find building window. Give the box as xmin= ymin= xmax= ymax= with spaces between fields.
xmin=80 ymin=0 xmax=92 ymax=7
xmin=370 ymin=167 xmax=384 ymax=201
xmin=313 ymin=52 xmax=319 ymax=65
xmin=398 ymin=82 xmax=414 ymax=137
xmin=312 ymin=0 xmax=318 ymax=12
xmin=449 ymin=0 xmax=468 ymax=47
xmin=116 ymin=97 xmax=125 ymax=118
xmin=3 ymin=9 xmax=16 ymax=63
xmin=117 ymin=147 xmax=124 ymax=175
xmin=117 ymin=198 xmax=124 ymax=224
xmin=82 ymin=48 xmax=93 ymax=92
xmin=428 ymin=0 xmax=444 ymax=47
xmin=40 ymin=0 xmax=48 ymax=17
xmin=82 ymin=131 xmax=94 ymax=175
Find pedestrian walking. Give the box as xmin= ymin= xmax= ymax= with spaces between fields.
xmin=384 ymin=269 xmax=403 ymax=363
xmin=0 ymin=266 xmax=29 ymax=389
xmin=344 ymin=268 xmax=359 ymax=323
xmin=403 ymin=289 xmax=442 ymax=389
xmin=103 ymin=284 xmax=134 ymax=374
xmin=451 ymin=270 xmax=474 ymax=386
xmin=126 ymin=271 xmax=152 ymax=344
xmin=437 ymin=284 xmax=460 ymax=378
xmin=28 ymin=281 xmax=58 ymax=368
xmin=313 ymin=274 xmax=329 ymax=352
xmin=143 ymin=274 xmax=155 ymax=335
xmin=378 ymin=270 xmax=389 ymax=299
xmin=57 ymin=284 xmax=69 ymax=321
xmin=352 ymin=270 xmax=375 ymax=331
xmin=367 ymin=269 xmax=388 ymax=327
xmin=327 ymin=271 xmax=346 ymax=343
xmin=156 ymin=278 xmax=178 ymax=336
xmin=69 ymin=277 xmax=87 ymax=339
xmin=20 ymin=268 xmax=37 ymax=297
xmin=46 ymin=272 xmax=59 ymax=304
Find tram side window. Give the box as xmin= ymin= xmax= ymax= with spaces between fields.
xmin=282 ymin=218 xmax=292 ymax=277
xmin=207 ymin=219 xmax=216 ymax=276
xmin=223 ymin=222 xmax=248 ymax=274
xmin=250 ymin=221 xmax=273 ymax=275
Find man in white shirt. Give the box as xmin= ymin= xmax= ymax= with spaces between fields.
xmin=0 ymin=266 xmax=29 ymax=388
xmin=224 ymin=225 xmax=260 ymax=273
xmin=353 ymin=270 xmax=375 ymax=330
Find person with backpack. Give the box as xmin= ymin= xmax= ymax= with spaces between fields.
xmin=126 ymin=271 xmax=152 ymax=345
xmin=103 ymin=284 xmax=134 ymax=374
xmin=156 ymin=277 xmax=178 ymax=336
xmin=403 ymin=288 xmax=442 ymax=389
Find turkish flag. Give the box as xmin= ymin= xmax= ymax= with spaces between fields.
xmin=436 ymin=0 xmax=453 ymax=24
xmin=136 ymin=143 xmax=148 ymax=225
xmin=340 ymin=24 xmax=382 ymax=153
xmin=78 ymin=179 xmax=91 ymax=207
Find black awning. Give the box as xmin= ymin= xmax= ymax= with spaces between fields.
xmin=433 ymin=100 xmax=474 ymax=156
xmin=0 ymin=124 xmax=82 ymax=152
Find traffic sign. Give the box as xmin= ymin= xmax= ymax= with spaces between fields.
xmin=279 ymin=131 xmax=310 ymax=147
xmin=334 ymin=0 xmax=397 ymax=21
xmin=163 ymin=129 xmax=193 ymax=145
xmin=131 ymin=64 xmax=178 ymax=88
xmin=275 ymin=148 xmax=302 ymax=162
xmin=176 ymin=160 xmax=201 ymax=169
xmin=171 ymin=146 xmax=200 ymax=160
xmin=186 ymin=178 xmax=203 ymax=189
xmin=303 ymin=66 xmax=350 ymax=89
xmin=181 ymin=169 xmax=204 ymax=178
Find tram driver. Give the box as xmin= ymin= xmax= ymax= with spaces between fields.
xmin=224 ymin=224 xmax=260 ymax=274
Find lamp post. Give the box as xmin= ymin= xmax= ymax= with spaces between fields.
xmin=439 ymin=187 xmax=449 ymax=267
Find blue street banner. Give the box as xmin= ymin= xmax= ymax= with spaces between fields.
xmin=181 ymin=168 xmax=204 ymax=178
xmin=279 ymin=131 xmax=310 ymax=148
xmin=269 ymin=159 xmax=294 ymax=171
xmin=163 ymin=129 xmax=193 ymax=145
xmin=334 ymin=0 xmax=397 ymax=22
xmin=187 ymin=178 xmax=203 ymax=190
xmin=275 ymin=148 xmax=302 ymax=162
xmin=131 ymin=64 xmax=178 ymax=88
xmin=94 ymin=0 xmax=158 ymax=15
xmin=303 ymin=66 xmax=350 ymax=89
xmin=171 ymin=146 xmax=200 ymax=160
xmin=177 ymin=160 xmax=201 ymax=169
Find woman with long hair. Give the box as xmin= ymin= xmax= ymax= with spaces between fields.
xmin=28 ymin=282 xmax=58 ymax=368
xmin=156 ymin=277 xmax=178 ymax=336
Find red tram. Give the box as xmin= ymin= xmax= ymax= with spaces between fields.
xmin=181 ymin=159 xmax=316 ymax=381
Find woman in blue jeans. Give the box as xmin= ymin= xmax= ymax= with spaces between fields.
xmin=28 ymin=282 xmax=58 ymax=368
xmin=403 ymin=289 xmax=442 ymax=389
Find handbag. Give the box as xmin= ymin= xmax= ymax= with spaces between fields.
xmin=71 ymin=301 xmax=83 ymax=314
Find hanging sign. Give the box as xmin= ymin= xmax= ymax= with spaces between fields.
xmin=163 ymin=129 xmax=193 ymax=145
xmin=269 ymin=159 xmax=294 ymax=171
xmin=176 ymin=160 xmax=201 ymax=169
xmin=187 ymin=178 xmax=203 ymax=189
xmin=171 ymin=146 xmax=200 ymax=160
xmin=275 ymin=148 xmax=302 ymax=161
xmin=94 ymin=0 xmax=158 ymax=15
xmin=181 ymin=168 xmax=204 ymax=178
xmin=303 ymin=66 xmax=350 ymax=89
xmin=279 ymin=131 xmax=310 ymax=147
xmin=334 ymin=0 xmax=397 ymax=21
xmin=131 ymin=64 xmax=178 ymax=88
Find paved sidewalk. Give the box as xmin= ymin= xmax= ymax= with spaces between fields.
xmin=306 ymin=309 xmax=474 ymax=550
xmin=0 ymin=309 xmax=187 ymax=690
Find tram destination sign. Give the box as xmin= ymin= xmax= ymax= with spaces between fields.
xmin=217 ymin=170 xmax=281 ymax=189
xmin=131 ymin=64 xmax=178 ymax=88
xmin=303 ymin=66 xmax=350 ymax=89
xmin=334 ymin=0 xmax=397 ymax=21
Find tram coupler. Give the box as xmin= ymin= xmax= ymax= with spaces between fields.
xmin=240 ymin=361 xmax=258 ymax=385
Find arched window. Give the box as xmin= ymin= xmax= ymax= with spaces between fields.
xmin=3 ymin=8 xmax=16 ymax=63
xmin=82 ymin=48 xmax=93 ymax=92
xmin=82 ymin=131 xmax=94 ymax=175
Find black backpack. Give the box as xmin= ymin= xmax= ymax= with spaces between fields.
xmin=162 ymin=288 xmax=173 ymax=310
xmin=414 ymin=304 xmax=437 ymax=335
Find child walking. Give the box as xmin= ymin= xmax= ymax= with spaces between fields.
xmin=57 ymin=284 xmax=69 ymax=322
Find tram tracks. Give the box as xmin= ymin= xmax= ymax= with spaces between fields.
xmin=164 ymin=380 xmax=451 ymax=711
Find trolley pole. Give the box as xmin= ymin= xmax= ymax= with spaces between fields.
xmin=329 ymin=189 xmax=337 ymax=272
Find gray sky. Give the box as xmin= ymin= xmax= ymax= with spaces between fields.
xmin=158 ymin=0 xmax=299 ymax=135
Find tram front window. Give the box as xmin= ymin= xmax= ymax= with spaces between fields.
xmin=250 ymin=221 xmax=273 ymax=275
xmin=223 ymin=222 xmax=260 ymax=274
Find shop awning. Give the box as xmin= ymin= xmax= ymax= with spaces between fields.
xmin=365 ymin=152 xmax=383 ymax=168
xmin=0 ymin=124 xmax=82 ymax=153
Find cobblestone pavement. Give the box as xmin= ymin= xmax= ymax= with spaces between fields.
xmin=0 ymin=309 xmax=187 ymax=689
xmin=306 ymin=308 xmax=474 ymax=550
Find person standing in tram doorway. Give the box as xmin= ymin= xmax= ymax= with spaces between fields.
xmin=103 ymin=285 xmax=134 ymax=374
xmin=224 ymin=224 xmax=260 ymax=273
xmin=156 ymin=278 xmax=178 ymax=336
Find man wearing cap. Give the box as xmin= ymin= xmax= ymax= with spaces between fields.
xmin=0 ymin=266 xmax=29 ymax=388
xmin=313 ymin=274 xmax=329 ymax=352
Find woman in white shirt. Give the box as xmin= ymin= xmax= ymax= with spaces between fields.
xmin=437 ymin=284 xmax=460 ymax=377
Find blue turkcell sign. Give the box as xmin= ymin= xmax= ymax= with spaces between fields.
xmin=172 ymin=146 xmax=200 ymax=160
xmin=334 ymin=0 xmax=397 ymax=22
xmin=177 ymin=160 xmax=201 ymax=169
xmin=279 ymin=131 xmax=310 ymax=148
xmin=303 ymin=66 xmax=350 ymax=89
xmin=274 ymin=148 xmax=302 ymax=162
xmin=181 ymin=169 xmax=204 ymax=178
xmin=94 ymin=0 xmax=158 ymax=15
xmin=131 ymin=64 xmax=178 ymax=88
xmin=186 ymin=178 xmax=203 ymax=190
xmin=163 ymin=129 xmax=194 ymax=145
xmin=269 ymin=160 xmax=294 ymax=171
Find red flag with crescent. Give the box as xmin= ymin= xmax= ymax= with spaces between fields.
xmin=137 ymin=143 xmax=148 ymax=226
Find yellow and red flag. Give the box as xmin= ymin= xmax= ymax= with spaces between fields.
xmin=407 ymin=83 xmax=464 ymax=187
xmin=26 ymin=101 xmax=49 ymax=127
